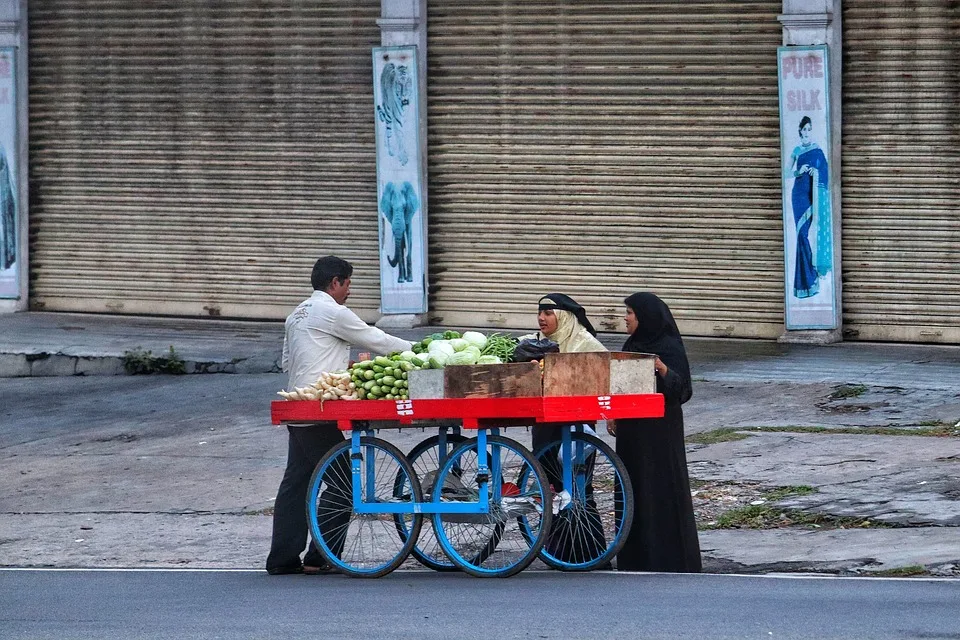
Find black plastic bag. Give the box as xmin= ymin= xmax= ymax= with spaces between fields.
xmin=511 ymin=338 xmax=559 ymax=362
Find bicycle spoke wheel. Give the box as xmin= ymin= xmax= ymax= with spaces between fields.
xmin=529 ymin=432 xmax=634 ymax=571
xmin=432 ymin=435 xmax=551 ymax=578
xmin=308 ymin=437 xmax=423 ymax=578
xmin=395 ymin=432 xmax=467 ymax=571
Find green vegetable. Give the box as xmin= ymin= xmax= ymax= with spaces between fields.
xmin=370 ymin=385 xmax=382 ymax=396
xmin=421 ymin=337 xmax=433 ymax=346
xmin=447 ymin=350 xmax=479 ymax=366
xmin=477 ymin=355 xmax=502 ymax=365
xmin=363 ymin=380 xmax=376 ymax=391
xmin=480 ymin=334 xmax=519 ymax=362
xmin=428 ymin=354 xmax=448 ymax=369
xmin=374 ymin=356 xmax=392 ymax=367
xmin=428 ymin=341 xmax=456 ymax=358
xmin=443 ymin=330 xmax=461 ymax=340
xmin=381 ymin=375 xmax=397 ymax=386
xmin=372 ymin=364 xmax=384 ymax=373
xmin=462 ymin=331 xmax=488 ymax=350
xmin=363 ymin=369 xmax=376 ymax=380
xmin=449 ymin=338 xmax=469 ymax=352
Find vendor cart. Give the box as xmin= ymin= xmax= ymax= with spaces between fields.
xmin=271 ymin=391 xmax=664 ymax=578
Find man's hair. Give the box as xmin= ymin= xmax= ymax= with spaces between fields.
xmin=311 ymin=256 xmax=353 ymax=291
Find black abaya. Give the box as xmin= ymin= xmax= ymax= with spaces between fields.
xmin=615 ymin=293 xmax=701 ymax=573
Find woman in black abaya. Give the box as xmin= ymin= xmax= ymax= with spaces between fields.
xmin=611 ymin=292 xmax=701 ymax=572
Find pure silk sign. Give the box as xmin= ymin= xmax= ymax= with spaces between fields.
xmin=373 ymin=46 xmax=426 ymax=315
xmin=778 ymin=45 xmax=837 ymax=330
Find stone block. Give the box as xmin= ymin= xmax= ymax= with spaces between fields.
xmin=30 ymin=354 xmax=77 ymax=377
xmin=0 ymin=353 xmax=31 ymax=377
xmin=75 ymin=356 xmax=126 ymax=376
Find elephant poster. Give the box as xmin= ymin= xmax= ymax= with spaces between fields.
xmin=0 ymin=48 xmax=18 ymax=300
xmin=373 ymin=46 xmax=426 ymax=314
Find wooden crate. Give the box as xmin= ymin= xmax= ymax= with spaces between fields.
xmin=543 ymin=351 xmax=656 ymax=396
xmin=443 ymin=362 xmax=542 ymax=399
xmin=407 ymin=352 xmax=656 ymax=400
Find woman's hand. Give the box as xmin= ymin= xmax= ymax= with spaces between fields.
xmin=654 ymin=357 xmax=668 ymax=377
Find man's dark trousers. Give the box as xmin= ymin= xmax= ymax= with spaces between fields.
xmin=266 ymin=423 xmax=351 ymax=572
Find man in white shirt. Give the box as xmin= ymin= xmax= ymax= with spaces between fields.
xmin=267 ymin=256 xmax=412 ymax=575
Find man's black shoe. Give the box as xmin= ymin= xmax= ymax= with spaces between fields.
xmin=266 ymin=564 xmax=304 ymax=575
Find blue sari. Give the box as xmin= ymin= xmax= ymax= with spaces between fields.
xmin=790 ymin=144 xmax=830 ymax=298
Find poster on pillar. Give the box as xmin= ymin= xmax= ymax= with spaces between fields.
xmin=0 ymin=48 xmax=19 ymax=300
xmin=372 ymin=46 xmax=426 ymax=315
xmin=778 ymin=45 xmax=837 ymax=330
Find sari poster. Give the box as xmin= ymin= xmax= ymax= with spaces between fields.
xmin=372 ymin=46 xmax=427 ymax=314
xmin=778 ymin=45 xmax=836 ymax=330
xmin=0 ymin=48 xmax=18 ymax=300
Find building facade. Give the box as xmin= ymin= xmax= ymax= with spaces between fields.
xmin=3 ymin=0 xmax=958 ymax=344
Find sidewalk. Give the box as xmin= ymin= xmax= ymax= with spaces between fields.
xmin=1 ymin=311 xmax=959 ymax=576
xmin=3 ymin=311 xmax=960 ymax=387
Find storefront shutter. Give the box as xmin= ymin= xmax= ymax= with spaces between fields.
xmin=28 ymin=0 xmax=383 ymax=320
xmin=842 ymin=0 xmax=960 ymax=343
xmin=426 ymin=0 xmax=785 ymax=337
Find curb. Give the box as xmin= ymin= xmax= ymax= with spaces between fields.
xmin=0 ymin=352 xmax=282 ymax=377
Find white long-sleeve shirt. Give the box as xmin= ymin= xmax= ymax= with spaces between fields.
xmin=282 ymin=290 xmax=412 ymax=389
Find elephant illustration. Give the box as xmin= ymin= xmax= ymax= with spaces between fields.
xmin=380 ymin=181 xmax=419 ymax=284
xmin=376 ymin=63 xmax=412 ymax=166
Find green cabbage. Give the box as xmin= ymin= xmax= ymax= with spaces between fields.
xmin=449 ymin=338 xmax=469 ymax=352
xmin=446 ymin=350 xmax=478 ymax=366
xmin=428 ymin=340 xmax=456 ymax=357
xmin=476 ymin=355 xmax=502 ymax=365
xmin=462 ymin=331 xmax=488 ymax=350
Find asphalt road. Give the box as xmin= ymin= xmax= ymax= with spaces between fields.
xmin=2 ymin=570 xmax=958 ymax=640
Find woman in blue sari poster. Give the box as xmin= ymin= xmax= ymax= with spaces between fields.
xmin=788 ymin=116 xmax=832 ymax=299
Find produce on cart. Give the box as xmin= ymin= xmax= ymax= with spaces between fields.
xmin=271 ymin=328 xmax=662 ymax=578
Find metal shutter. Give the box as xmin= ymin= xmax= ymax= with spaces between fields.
xmin=426 ymin=1 xmax=784 ymax=337
xmin=28 ymin=0 xmax=383 ymax=321
xmin=842 ymin=0 xmax=960 ymax=343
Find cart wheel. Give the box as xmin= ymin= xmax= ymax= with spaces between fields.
xmin=394 ymin=432 xmax=468 ymax=571
xmin=523 ymin=432 xmax=634 ymax=571
xmin=307 ymin=437 xmax=423 ymax=578
xmin=432 ymin=435 xmax=552 ymax=578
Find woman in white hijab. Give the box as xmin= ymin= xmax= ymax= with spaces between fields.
xmin=533 ymin=293 xmax=606 ymax=353
xmin=530 ymin=292 xmax=607 ymax=452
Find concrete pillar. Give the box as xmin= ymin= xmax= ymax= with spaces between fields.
xmin=778 ymin=0 xmax=843 ymax=344
xmin=375 ymin=0 xmax=430 ymax=329
xmin=0 ymin=0 xmax=26 ymax=313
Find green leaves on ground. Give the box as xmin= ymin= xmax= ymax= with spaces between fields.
xmin=122 ymin=346 xmax=187 ymax=375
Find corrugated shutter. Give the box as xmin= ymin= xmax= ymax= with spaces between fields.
xmin=842 ymin=1 xmax=960 ymax=343
xmin=28 ymin=0 xmax=383 ymax=321
xmin=426 ymin=1 xmax=784 ymax=337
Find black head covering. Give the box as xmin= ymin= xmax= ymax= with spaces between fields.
xmin=623 ymin=292 xmax=691 ymax=401
xmin=538 ymin=293 xmax=597 ymax=336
